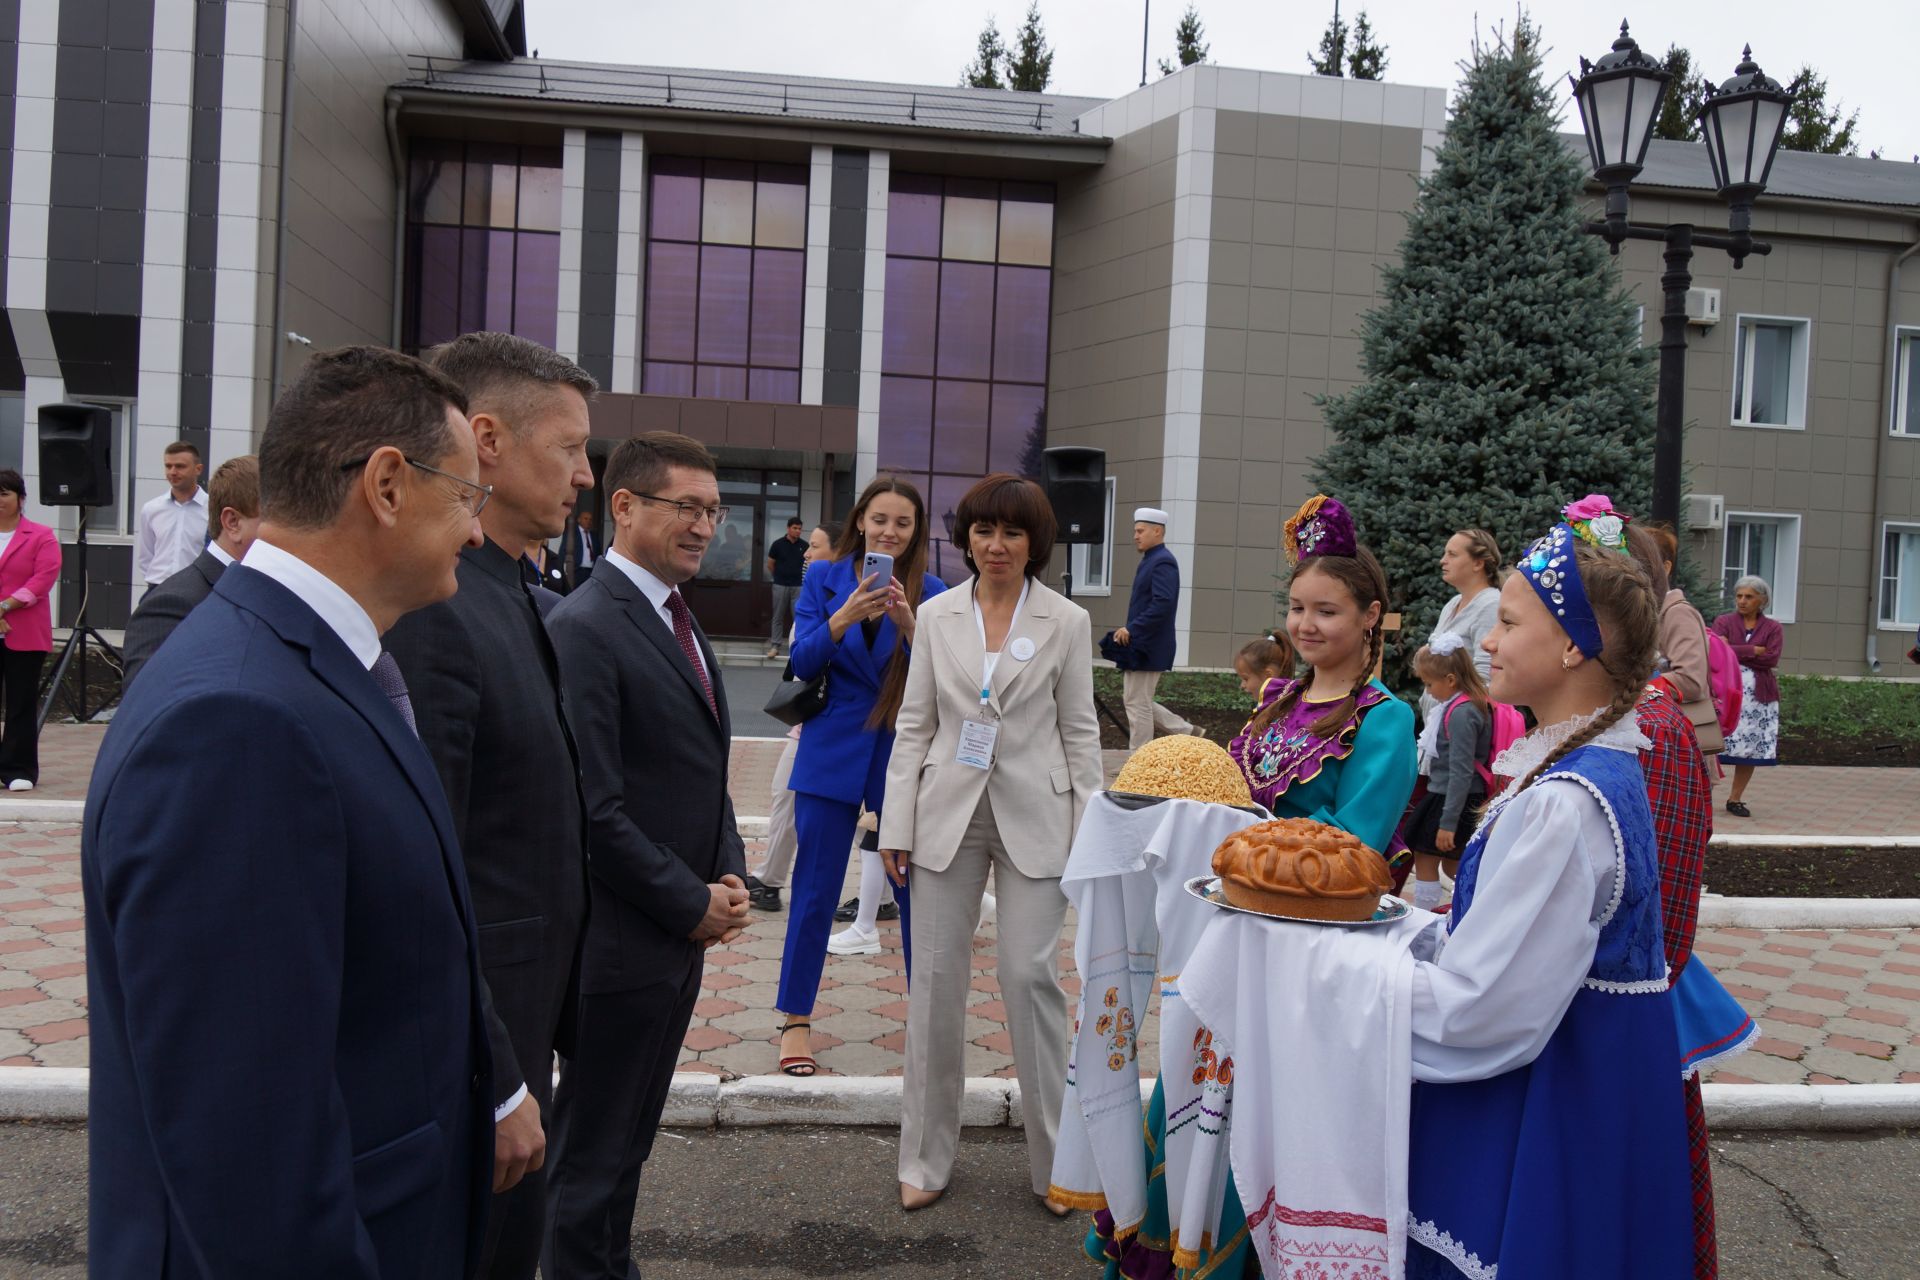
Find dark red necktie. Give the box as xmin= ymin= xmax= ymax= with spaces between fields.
xmin=666 ymin=589 xmax=717 ymax=719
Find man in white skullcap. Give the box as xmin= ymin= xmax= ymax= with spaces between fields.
xmin=1112 ymin=507 xmax=1196 ymax=749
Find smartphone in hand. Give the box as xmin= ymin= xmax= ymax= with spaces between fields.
xmin=860 ymin=550 xmax=894 ymax=591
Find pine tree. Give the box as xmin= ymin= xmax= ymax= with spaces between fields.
xmin=1159 ymin=5 xmax=1208 ymax=76
xmin=1310 ymin=19 xmax=1655 ymax=669
xmin=1006 ymin=3 xmax=1054 ymax=92
xmin=1308 ymin=8 xmax=1346 ymax=77
xmin=962 ymin=18 xmax=1008 ymax=89
xmin=1651 ymin=46 xmax=1706 ymax=142
xmin=1780 ymin=66 xmax=1860 ymax=155
xmin=1346 ymin=11 xmax=1387 ymax=81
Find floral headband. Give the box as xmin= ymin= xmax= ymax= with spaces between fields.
xmin=1518 ymin=496 xmax=1630 ymax=659
xmin=1283 ymin=495 xmax=1359 ymax=566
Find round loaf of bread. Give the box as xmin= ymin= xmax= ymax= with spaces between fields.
xmin=1210 ymin=817 xmax=1391 ymax=921
xmin=1111 ymin=734 xmax=1253 ymax=808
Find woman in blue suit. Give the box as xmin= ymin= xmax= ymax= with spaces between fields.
xmin=777 ymin=475 xmax=946 ymax=1076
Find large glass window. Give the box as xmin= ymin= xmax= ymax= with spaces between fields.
xmin=1723 ymin=512 xmax=1801 ymax=623
xmin=1882 ymin=523 xmax=1920 ymax=629
xmin=879 ymin=173 xmax=1054 ymax=577
xmin=1730 ymin=315 xmax=1810 ymax=430
xmin=1894 ymin=329 xmax=1920 ymax=437
xmin=643 ymin=157 xmax=806 ymax=403
xmin=402 ymin=140 xmax=563 ymax=353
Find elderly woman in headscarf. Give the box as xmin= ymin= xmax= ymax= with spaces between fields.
xmin=1710 ymin=575 xmax=1785 ymax=817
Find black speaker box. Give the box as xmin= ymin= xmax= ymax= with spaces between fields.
xmin=38 ymin=403 xmax=113 ymax=507
xmin=1041 ymin=446 xmax=1107 ymax=545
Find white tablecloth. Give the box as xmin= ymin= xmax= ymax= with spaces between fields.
xmin=1180 ymin=901 xmax=1434 ymax=1280
xmin=1046 ymin=793 xmax=1269 ymax=1234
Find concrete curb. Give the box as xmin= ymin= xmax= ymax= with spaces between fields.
xmin=0 ymin=799 xmax=85 ymax=822
xmin=1699 ymin=897 xmax=1920 ymax=929
xmin=5 ymin=1068 xmax=1915 ymax=1131
xmin=1709 ymin=834 xmax=1920 ymax=849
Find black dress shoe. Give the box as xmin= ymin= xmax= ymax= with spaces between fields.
xmin=832 ymin=896 xmax=898 ymax=922
xmin=749 ymin=881 xmax=783 ymax=911
xmin=1725 ymin=800 xmax=1752 ymax=818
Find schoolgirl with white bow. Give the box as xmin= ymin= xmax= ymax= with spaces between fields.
xmin=1405 ymin=633 xmax=1492 ymax=911
xmin=1404 ymin=507 xmax=1693 ymax=1280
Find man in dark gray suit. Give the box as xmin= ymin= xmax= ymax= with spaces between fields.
xmin=383 ymin=332 xmax=597 ymax=1280
xmin=543 ymin=432 xmax=749 ymax=1280
xmin=120 ymin=455 xmax=260 ymax=687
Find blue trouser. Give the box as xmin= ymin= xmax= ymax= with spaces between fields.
xmin=777 ymin=792 xmax=910 ymax=1016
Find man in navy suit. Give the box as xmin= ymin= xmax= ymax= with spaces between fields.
xmin=1112 ymin=505 xmax=1195 ymax=748
xmin=84 ymin=346 xmax=495 ymax=1278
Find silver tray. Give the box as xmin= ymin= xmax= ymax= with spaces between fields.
xmin=1184 ymin=875 xmax=1411 ymax=927
xmin=1104 ymin=790 xmax=1267 ymax=816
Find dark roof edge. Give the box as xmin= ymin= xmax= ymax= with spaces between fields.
xmin=388 ymin=84 xmax=1113 ymax=154
xmin=448 ymin=0 xmax=524 ymax=61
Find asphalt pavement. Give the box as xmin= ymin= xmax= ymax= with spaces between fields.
xmin=718 ymin=661 xmax=790 ymax=740
xmin=2 ymin=1123 xmax=1916 ymax=1278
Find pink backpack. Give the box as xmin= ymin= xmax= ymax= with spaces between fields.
xmin=1705 ymin=628 xmax=1743 ymax=735
xmin=1441 ymin=696 xmax=1525 ymax=794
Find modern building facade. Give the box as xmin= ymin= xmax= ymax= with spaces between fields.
xmin=5 ymin=0 xmax=1916 ymax=673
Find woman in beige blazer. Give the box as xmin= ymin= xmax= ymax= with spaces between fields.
xmin=879 ymin=473 xmax=1104 ymax=1213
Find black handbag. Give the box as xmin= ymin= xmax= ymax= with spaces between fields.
xmin=762 ymin=660 xmax=828 ymax=726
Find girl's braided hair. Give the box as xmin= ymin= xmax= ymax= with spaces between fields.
xmin=1252 ymin=547 xmax=1390 ymax=739
xmin=1512 ymin=540 xmax=1661 ymax=793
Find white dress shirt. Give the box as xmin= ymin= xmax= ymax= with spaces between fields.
xmin=238 ymin=538 xmax=532 ymax=1123
xmin=207 ymin=541 xmax=234 ymax=568
xmin=602 ymin=547 xmax=710 ymax=685
xmin=136 ymin=486 xmax=209 ymax=584
xmin=239 ymin=539 xmax=380 ymax=669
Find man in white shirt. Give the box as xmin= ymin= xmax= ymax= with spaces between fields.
xmin=83 ymin=345 xmax=495 ymax=1277
xmin=133 ymin=441 xmax=208 ymax=585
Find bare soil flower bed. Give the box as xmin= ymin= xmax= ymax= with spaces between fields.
xmin=1705 ymin=845 xmax=1920 ymax=899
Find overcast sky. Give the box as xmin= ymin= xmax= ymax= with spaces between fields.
xmin=526 ymin=0 xmax=1919 ymax=163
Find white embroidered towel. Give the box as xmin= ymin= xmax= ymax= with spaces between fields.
xmin=1180 ymin=903 xmax=1433 ymax=1280
xmin=1048 ymin=794 xmax=1268 ymax=1230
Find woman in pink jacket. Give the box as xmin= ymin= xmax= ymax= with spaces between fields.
xmin=0 ymin=470 xmax=65 ymax=790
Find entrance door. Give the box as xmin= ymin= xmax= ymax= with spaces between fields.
xmin=682 ymin=467 xmax=800 ymax=639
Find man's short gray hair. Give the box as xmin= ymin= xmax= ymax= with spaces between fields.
xmin=1733 ymin=574 xmax=1771 ymax=605
xmin=425 ymin=332 xmax=598 ymax=430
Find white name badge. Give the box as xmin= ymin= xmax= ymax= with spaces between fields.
xmin=1009 ymin=636 xmax=1036 ymax=662
xmin=956 ymin=713 xmax=999 ymax=770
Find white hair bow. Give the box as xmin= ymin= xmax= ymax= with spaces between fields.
xmin=1428 ymin=632 xmax=1469 ymax=658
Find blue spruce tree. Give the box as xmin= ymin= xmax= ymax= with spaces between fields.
xmin=1311 ymin=19 xmax=1654 ymax=664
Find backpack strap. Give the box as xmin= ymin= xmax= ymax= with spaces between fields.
xmin=1441 ymin=694 xmax=1496 ymax=791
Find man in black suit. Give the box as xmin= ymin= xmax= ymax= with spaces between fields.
xmin=84 ymin=346 xmax=492 ymax=1276
xmin=383 ymin=332 xmax=597 ymax=1280
xmin=120 ymin=454 xmax=261 ymax=687
xmin=544 ymin=432 xmax=749 ymax=1280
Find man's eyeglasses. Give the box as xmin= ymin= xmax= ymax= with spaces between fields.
xmin=340 ymin=455 xmax=492 ymax=517
xmin=632 ymin=493 xmax=729 ymax=527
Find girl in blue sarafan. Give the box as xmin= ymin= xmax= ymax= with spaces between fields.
xmin=1085 ymin=494 xmax=1417 ymax=1279
xmin=1405 ymin=514 xmax=1693 ymax=1279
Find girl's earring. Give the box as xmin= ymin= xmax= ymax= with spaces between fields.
xmin=1561 ymin=656 xmax=1573 ymax=669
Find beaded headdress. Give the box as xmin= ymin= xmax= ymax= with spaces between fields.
xmin=1283 ymin=495 xmax=1359 ymax=567
xmin=1560 ymin=493 xmax=1631 ymax=554
xmin=1519 ymin=524 xmax=1603 ymax=657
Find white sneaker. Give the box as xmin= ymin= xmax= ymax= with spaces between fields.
xmin=975 ymin=891 xmax=997 ymax=935
xmin=825 ymin=924 xmax=881 ymax=956
xmin=6 ymin=779 xmax=30 ymax=792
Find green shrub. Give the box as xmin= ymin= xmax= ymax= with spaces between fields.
xmin=1092 ymin=668 xmax=1246 ymax=712
xmin=1778 ymin=676 xmax=1920 ymax=741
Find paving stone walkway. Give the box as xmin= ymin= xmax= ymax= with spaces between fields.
xmin=6 ymin=814 xmax=1918 ymax=1086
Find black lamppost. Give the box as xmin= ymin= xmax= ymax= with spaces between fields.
xmin=1571 ymin=24 xmax=1794 ymax=529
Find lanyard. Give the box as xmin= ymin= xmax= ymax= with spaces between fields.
xmin=971 ymin=577 xmax=1031 ymax=709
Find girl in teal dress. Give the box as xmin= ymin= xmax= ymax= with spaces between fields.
xmin=1086 ymin=496 xmax=1417 ymax=1278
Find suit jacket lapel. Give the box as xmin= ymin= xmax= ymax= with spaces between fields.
xmin=593 ymin=560 xmax=723 ymax=733
xmin=0 ymin=521 xmax=34 ymax=579
xmin=215 ymin=567 xmax=472 ymax=925
xmin=987 ymin=582 xmax=1057 ymax=712
xmin=935 ymin=585 xmax=983 ymax=696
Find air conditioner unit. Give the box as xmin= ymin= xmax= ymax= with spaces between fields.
xmin=1684 ymin=287 xmax=1721 ymax=327
xmin=1682 ymin=493 xmax=1724 ymax=532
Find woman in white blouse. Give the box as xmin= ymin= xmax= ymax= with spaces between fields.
xmin=1403 ymin=515 xmax=1693 ymax=1279
xmin=1430 ymin=528 xmax=1502 ymax=679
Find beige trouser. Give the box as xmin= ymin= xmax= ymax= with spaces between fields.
xmin=759 ymin=735 xmax=801 ymax=887
xmin=1122 ymin=669 xmax=1194 ymax=749
xmin=899 ymin=794 xmax=1069 ymax=1197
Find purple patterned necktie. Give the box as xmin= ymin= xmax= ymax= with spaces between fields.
xmin=666 ymin=590 xmax=717 ymax=720
xmin=370 ymin=651 xmax=418 ymax=736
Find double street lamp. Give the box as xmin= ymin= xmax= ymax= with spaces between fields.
xmin=1570 ymin=23 xmax=1795 ymax=529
